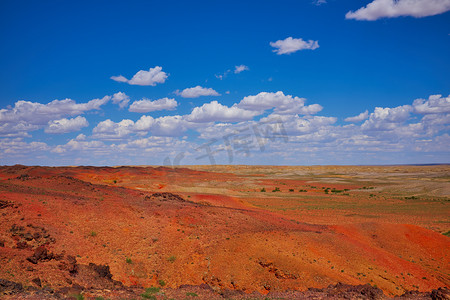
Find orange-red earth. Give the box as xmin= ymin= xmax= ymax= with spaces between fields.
xmin=0 ymin=164 xmax=449 ymax=298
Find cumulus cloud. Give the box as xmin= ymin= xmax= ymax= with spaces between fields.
xmin=111 ymin=92 xmax=130 ymax=109
xmin=175 ymin=86 xmax=220 ymax=98
xmin=0 ymin=96 xmax=109 ymax=125
xmin=2 ymin=91 xmax=449 ymax=165
xmin=111 ymin=66 xmax=168 ymax=86
xmin=91 ymin=114 xmax=194 ymax=139
xmin=237 ymin=91 xmax=322 ymax=115
xmin=151 ymin=115 xmax=188 ymax=136
xmin=346 ymin=0 xmax=450 ymax=21
xmin=270 ymin=37 xmax=319 ymax=55
xmin=0 ymin=96 xmax=110 ymax=136
xmin=345 ymin=110 xmax=369 ymax=122
xmin=234 ymin=65 xmax=249 ymax=74
xmin=45 ymin=116 xmax=89 ymax=134
xmin=129 ymin=98 xmax=177 ymax=113
xmin=412 ymin=94 xmax=450 ymax=114
xmin=187 ymin=101 xmax=260 ymax=123
xmin=0 ymin=138 xmax=49 ymax=155
xmin=361 ymin=105 xmax=413 ymax=131
xmin=92 ymin=119 xmax=138 ymax=140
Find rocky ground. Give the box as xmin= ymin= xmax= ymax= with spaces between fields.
xmin=0 ymin=165 xmax=449 ymax=299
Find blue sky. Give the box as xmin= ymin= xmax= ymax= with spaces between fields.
xmin=0 ymin=0 xmax=449 ymax=166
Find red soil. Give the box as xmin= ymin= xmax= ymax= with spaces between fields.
xmin=0 ymin=165 xmax=448 ymax=298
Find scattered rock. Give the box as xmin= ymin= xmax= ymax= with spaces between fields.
xmin=431 ymin=287 xmax=450 ymax=300
xmin=27 ymin=246 xmax=54 ymax=264
xmin=145 ymin=192 xmax=187 ymax=203
xmin=16 ymin=241 xmax=30 ymax=249
xmin=88 ymin=263 xmax=113 ymax=279
xmin=0 ymin=200 xmax=13 ymax=209
xmin=0 ymin=279 xmax=24 ymax=295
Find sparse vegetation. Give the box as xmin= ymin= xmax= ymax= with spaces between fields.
xmin=186 ymin=292 xmax=198 ymax=297
xmin=158 ymin=279 xmax=166 ymax=286
xmin=71 ymin=294 xmax=84 ymax=300
xmin=126 ymin=257 xmax=132 ymax=264
xmin=261 ymin=187 xmax=266 ymax=192
xmin=272 ymin=187 xmax=281 ymax=192
xmin=168 ymin=255 xmax=176 ymax=262
xmin=89 ymin=231 xmax=97 ymax=237
xmin=141 ymin=286 xmax=159 ymax=299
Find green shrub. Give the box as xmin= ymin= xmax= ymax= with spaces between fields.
xmin=272 ymin=187 xmax=280 ymax=192
xmin=158 ymin=279 xmax=166 ymax=286
xmin=126 ymin=257 xmax=132 ymax=264
xmin=260 ymin=188 xmax=266 ymax=192
xmin=167 ymin=255 xmax=176 ymax=262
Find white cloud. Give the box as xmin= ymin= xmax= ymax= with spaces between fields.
xmin=270 ymin=37 xmax=319 ymax=55
xmin=129 ymin=98 xmax=177 ymax=113
xmin=234 ymin=65 xmax=249 ymax=74
xmin=0 ymin=138 xmax=49 ymax=155
xmin=0 ymin=96 xmax=110 ymax=136
xmin=413 ymin=94 xmax=450 ymax=114
xmin=361 ymin=105 xmax=413 ymax=131
xmin=111 ymin=92 xmax=130 ymax=109
xmin=237 ymin=91 xmax=322 ymax=115
xmin=111 ymin=66 xmax=168 ymax=86
xmin=346 ymin=0 xmax=450 ymax=21
xmin=215 ymin=69 xmax=231 ymax=80
xmin=75 ymin=133 xmax=86 ymax=141
xmin=345 ymin=110 xmax=369 ymax=122
xmin=92 ymin=119 xmax=137 ymax=140
xmin=110 ymin=75 xmax=128 ymax=83
xmin=187 ymin=101 xmax=259 ymax=123
xmin=0 ymin=96 xmax=109 ymax=125
xmin=151 ymin=115 xmax=188 ymax=136
xmin=175 ymin=86 xmax=220 ymax=98
xmin=313 ymin=0 xmax=327 ymax=5
xmin=2 ymin=91 xmax=449 ymax=166
xmin=45 ymin=116 xmax=89 ymax=134
xmin=91 ymin=114 xmax=193 ymax=139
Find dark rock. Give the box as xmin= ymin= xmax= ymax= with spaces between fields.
xmin=88 ymin=263 xmax=113 ymax=279
xmin=31 ymin=278 xmax=41 ymax=287
xmin=145 ymin=192 xmax=187 ymax=203
xmin=431 ymin=287 xmax=450 ymax=300
xmin=23 ymin=232 xmax=34 ymax=241
xmin=26 ymin=246 xmax=54 ymax=264
xmin=0 ymin=279 xmax=24 ymax=294
xmin=198 ymin=283 xmax=214 ymax=291
xmin=16 ymin=241 xmax=29 ymax=249
xmin=67 ymin=255 xmax=78 ymax=274
xmin=0 ymin=200 xmax=13 ymax=209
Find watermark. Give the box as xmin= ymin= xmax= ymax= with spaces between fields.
xmin=163 ymin=116 xmax=288 ymax=167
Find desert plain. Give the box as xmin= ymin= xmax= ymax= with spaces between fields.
xmin=0 ymin=164 xmax=449 ymax=299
